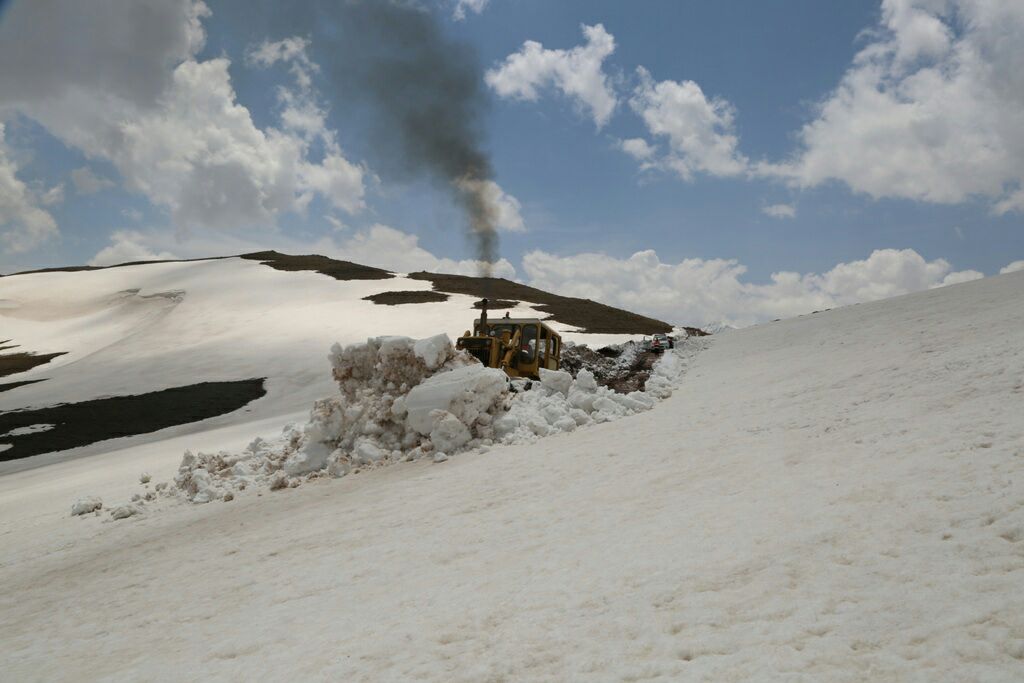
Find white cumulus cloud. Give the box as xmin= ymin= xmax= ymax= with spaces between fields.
xmin=762 ymin=203 xmax=796 ymax=219
xmin=453 ymin=0 xmax=489 ymax=21
xmin=0 ymin=123 xmax=59 ymax=254
xmin=1000 ymin=260 xmax=1024 ymax=275
xmin=329 ymin=224 xmax=518 ymax=278
xmin=763 ymin=0 xmax=1024 ymax=214
xmin=629 ymin=67 xmax=748 ymax=181
xmin=486 ymin=24 xmax=618 ymax=128
xmin=89 ymin=230 xmax=179 ymax=266
xmin=618 ymin=137 xmax=655 ymax=163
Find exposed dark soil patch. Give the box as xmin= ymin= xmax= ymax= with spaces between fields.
xmin=0 ymin=379 xmax=267 ymax=461
xmin=0 ymin=379 xmax=46 ymax=393
xmin=473 ymin=299 xmax=518 ymax=310
xmin=560 ymin=343 xmax=661 ymax=393
xmin=241 ymin=251 xmax=393 ymax=281
xmin=363 ymin=290 xmax=450 ymax=305
xmin=606 ymin=352 xmax=660 ymax=393
xmin=407 ymin=272 xmax=673 ymax=335
xmin=0 ymin=344 xmax=17 ymax=352
xmin=0 ymin=351 xmax=67 ymax=378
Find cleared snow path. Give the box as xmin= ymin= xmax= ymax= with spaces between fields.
xmin=2 ymin=271 xmax=1024 ymax=681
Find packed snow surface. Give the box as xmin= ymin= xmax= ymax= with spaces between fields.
xmin=2 ymin=270 xmax=1024 ymax=681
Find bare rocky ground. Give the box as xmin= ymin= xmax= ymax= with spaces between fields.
xmin=561 ymin=341 xmax=664 ymax=394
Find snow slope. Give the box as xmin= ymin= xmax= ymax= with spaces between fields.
xmin=0 ymin=257 xmax=641 ymax=471
xmin=2 ymin=270 xmax=1023 ymax=681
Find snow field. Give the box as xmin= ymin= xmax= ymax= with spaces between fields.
xmin=1 ymin=270 xmax=1022 ymax=681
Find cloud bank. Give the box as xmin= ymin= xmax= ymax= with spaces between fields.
xmin=488 ymin=1 xmax=1024 ymax=213
xmin=522 ymin=247 xmax=985 ymax=328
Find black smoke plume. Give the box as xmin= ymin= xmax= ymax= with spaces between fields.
xmin=337 ymin=2 xmax=498 ymax=274
xmin=259 ymin=0 xmax=500 ymax=276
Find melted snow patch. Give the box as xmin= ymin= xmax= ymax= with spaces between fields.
xmin=1 ymin=423 xmax=55 ymax=437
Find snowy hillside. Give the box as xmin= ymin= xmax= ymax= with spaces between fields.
xmin=1 ymin=267 xmax=1023 ymax=681
xmin=0 ymin=253 xmax=671 ymax=471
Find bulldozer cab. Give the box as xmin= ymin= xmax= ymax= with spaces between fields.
xmin=457 ymin=301 xmax=561 ymax=380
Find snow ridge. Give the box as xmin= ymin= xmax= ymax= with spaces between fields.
xmin=162 ymin=334 xmax=706 ymax=505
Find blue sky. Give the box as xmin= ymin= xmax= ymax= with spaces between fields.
xmin=0 ymin=0 xmax=1021 ymax=325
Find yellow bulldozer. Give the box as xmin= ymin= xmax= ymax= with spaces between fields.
xmin=456 ymin=299 xmax=562 ymax=380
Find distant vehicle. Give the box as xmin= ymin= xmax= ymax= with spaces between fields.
xmin=650 ymin=333 xmax=673 ymax=353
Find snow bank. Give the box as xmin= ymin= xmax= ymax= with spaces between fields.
xmin=157 ymin=334 xmax=701 ymax=503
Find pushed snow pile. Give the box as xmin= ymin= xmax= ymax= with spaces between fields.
xmin=169 ymin=334 xmax=508 ymax=502
xmin=70 ymin=497 xmax=102 ymax=516
xmin=162 ymin=334 xmax=702 ymax=503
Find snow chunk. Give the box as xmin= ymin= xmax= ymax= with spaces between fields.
xmin=71 ymin=497 xmax=102 ymax=516
xmin=413 ymin=334 xmax=453 ymax=370
xmin=405 ymin=364 xmax=508 ymax=435
xmin=430 ymin=411 xmax=472 ymax=453
xmin=539 ymin=368 xmax=573 ymax=396
xmin=174 ymin=453 xmax=226 ymax=503
xmin=575 ymin=369 xmax=599 ymax=392
xmin=110 ymin=504 xmax=140 ymax=520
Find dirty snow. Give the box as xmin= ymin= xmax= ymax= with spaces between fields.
xmin=1 ymin=270 xmax=1023 ymax=681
